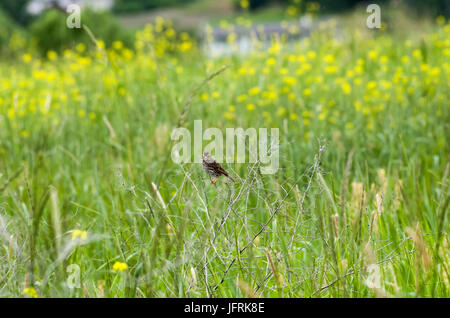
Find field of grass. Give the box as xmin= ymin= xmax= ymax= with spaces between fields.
xmin=0 ymin=14 xmax=449 ymax=298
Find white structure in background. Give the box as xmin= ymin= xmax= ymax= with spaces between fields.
xmin=203 ymin=17 xmax=315 ymax=58
xmin=27 ymin=0 xmax=114 ymax=15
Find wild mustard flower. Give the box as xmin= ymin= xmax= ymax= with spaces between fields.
xmin=436 ymin=15 xmax=446 ymax=25
xmin=47 ymin=50 xmax=58 ymax=61
xmin=72 ymin=229 xmax=87 ymax=241
xmin=283 ymin=76 xmax=297 ymax=86
xmin=237 ymin=94 xmax=247 ymax=102
xmin=22 ymin=287 xmax=38 ymax=298
xmin=21 ymin=130 xmax=29 ymax=138
xmin=341 ymin=82 xmax=351 ymax=95
xmin=240 ymin=0 xmax=249 ymax=9
xmin=325 ymin=65 xmax=338 ymax=74
xmin=22 ymin=53 xmax=32 ymax=63
xmin=112 ymin=261 xmax=128 ymax=272
xmin=266 ymin=57 xmax=276 ymax=66
xmin=248 ymin=87 xmax=260 ymax=95
xmin=113 ymin=41 xmax=123 ymax=50
xmin=277 ymin=107 xmax=286 ymax=116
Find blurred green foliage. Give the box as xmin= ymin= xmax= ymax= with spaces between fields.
xmin=29 ymin=8 xmax=134 ymax=55
xmin=0 ymin=0 xmax=30 ymax=25
xmin=256 ymin=0 xmax=448 ymax=15
xmin=0 ymin=8 xmax=28 ymax=57
xmin=113 ymin=0 xmax=195 ymax=13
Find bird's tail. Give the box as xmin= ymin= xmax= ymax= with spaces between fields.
xmin=226 ymin=175 xmax=235 ymax=183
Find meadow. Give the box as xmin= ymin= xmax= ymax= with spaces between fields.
xmin=0 ymin=13 xmax=449 ymax=298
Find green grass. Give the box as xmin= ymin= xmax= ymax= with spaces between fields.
xmin=0 ymin=15 xmax=449 ymax=298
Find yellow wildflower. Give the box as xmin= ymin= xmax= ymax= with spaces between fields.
xmin=22 ymin=287 xmax=38 ymax=298
xmin=249 ymin=87 xmax=260 ymax=95
xmin=112 ymin=261 xmax=128 ymax=272
xmin=72 ymin=229 xmax=87 ymax=240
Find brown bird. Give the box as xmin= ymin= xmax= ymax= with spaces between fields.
xmin=202 ymin=152 xmax=235 ymax=185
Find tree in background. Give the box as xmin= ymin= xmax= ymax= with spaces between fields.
xmin=30 ymin=8 xmax=134 ymax=55
xmin=0 ymin=0 xmax=30 ymax=25
xmin=113 ymin=0 xmax=194 ymax=13
xmin=240 ymin=0 xmax=448 ymax=15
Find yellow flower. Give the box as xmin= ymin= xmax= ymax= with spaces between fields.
xmin=325 ymin=65 xmax=338 ymax=74
xmin=179 ymin=41 xmax=192 ymax=52
xmin=266 ymin=57 xmax=276 ymax=66
xmin=345 ymin=122 xmax=354 ymax=130
xmin=237 ymin=94 xmax=248 ymax=102
xmin=76 ymin=43 xmax=86 ymax=53
xmin=112 ymin=261 xmax=128 ymax=272
xmin=22 ymin=53 xmax=32 ymax=63
xmin=268 ymin=42 xmax=282 ymax=54
xmin=318 ymin=112 xmax=327 ymax=120
xmin=283 ymin=76 xmax=297 ymax=86
xmin=277 ymin=107 xmax=286 ymax=116
xmin=22 ymin=287 xmax=38 ymax=298
xmin=224 ymin=112 xmax=234 ymax=119
xmin=97 ymin=40 xmax=105 ymax=49
xmin=303 ymin=88 xmax=311 ymax=96
xmin=436 ymin=15 xmax=445 ymax=25
xmin=429 ymin=67 xmax=440 ymax=77
xmin=249 ymin=87 xmax=260 ymax=95
xmin=366 ymin=81 xmax=377 ymax=90
xmin=246 ymin=103 xmax=255 ymax=111
xmin=212 ymin=91 xmax=220 ymax=99
xmin=227 ymin=33 xmax=237 ymax=43
xmin=341 ymin=82 xmax=351 ymax=95
xmin=324 ymin=54 xmax=335 ymax=63
xmin=290 ymin=113 xmax=299 ymax=120
xmin=307 ymin=51 xmax=316 ymax=59
xmin=118 ymin=87 xmax=127 ymax=96
xmin=72 ymin=229 xmax=87 ymax=240
xmin=240 ymin=0 xmax=249 ymax=9
xmin=368 ymin=50 xmax=377 ymax=60
xmin=412 ymin=49 xmax=421 ymax=59
xmin=200 ymin=93 xmax=209 ymax=101
xmin=21 ymin=130 xmax=29 ymax=138
xmin=113 ymin=40 xmax=123 ymax=50
xmin=47 ymin=50 xmax=58 ymax=60
xmin=165 ymin=28 xmax=175 ymax=38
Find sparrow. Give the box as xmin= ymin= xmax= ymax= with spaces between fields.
xmin=202 ymin=152 xmax=235 ymax=185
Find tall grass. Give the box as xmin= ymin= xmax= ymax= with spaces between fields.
xmin=0 ymin=15 xmax=448 ymax=297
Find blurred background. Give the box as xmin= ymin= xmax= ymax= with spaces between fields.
xmin=0 ymin=0 xmax=449 ymax=58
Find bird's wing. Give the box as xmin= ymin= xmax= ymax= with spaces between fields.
xmin=212 ymin=161 xmax=230 ymax=177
